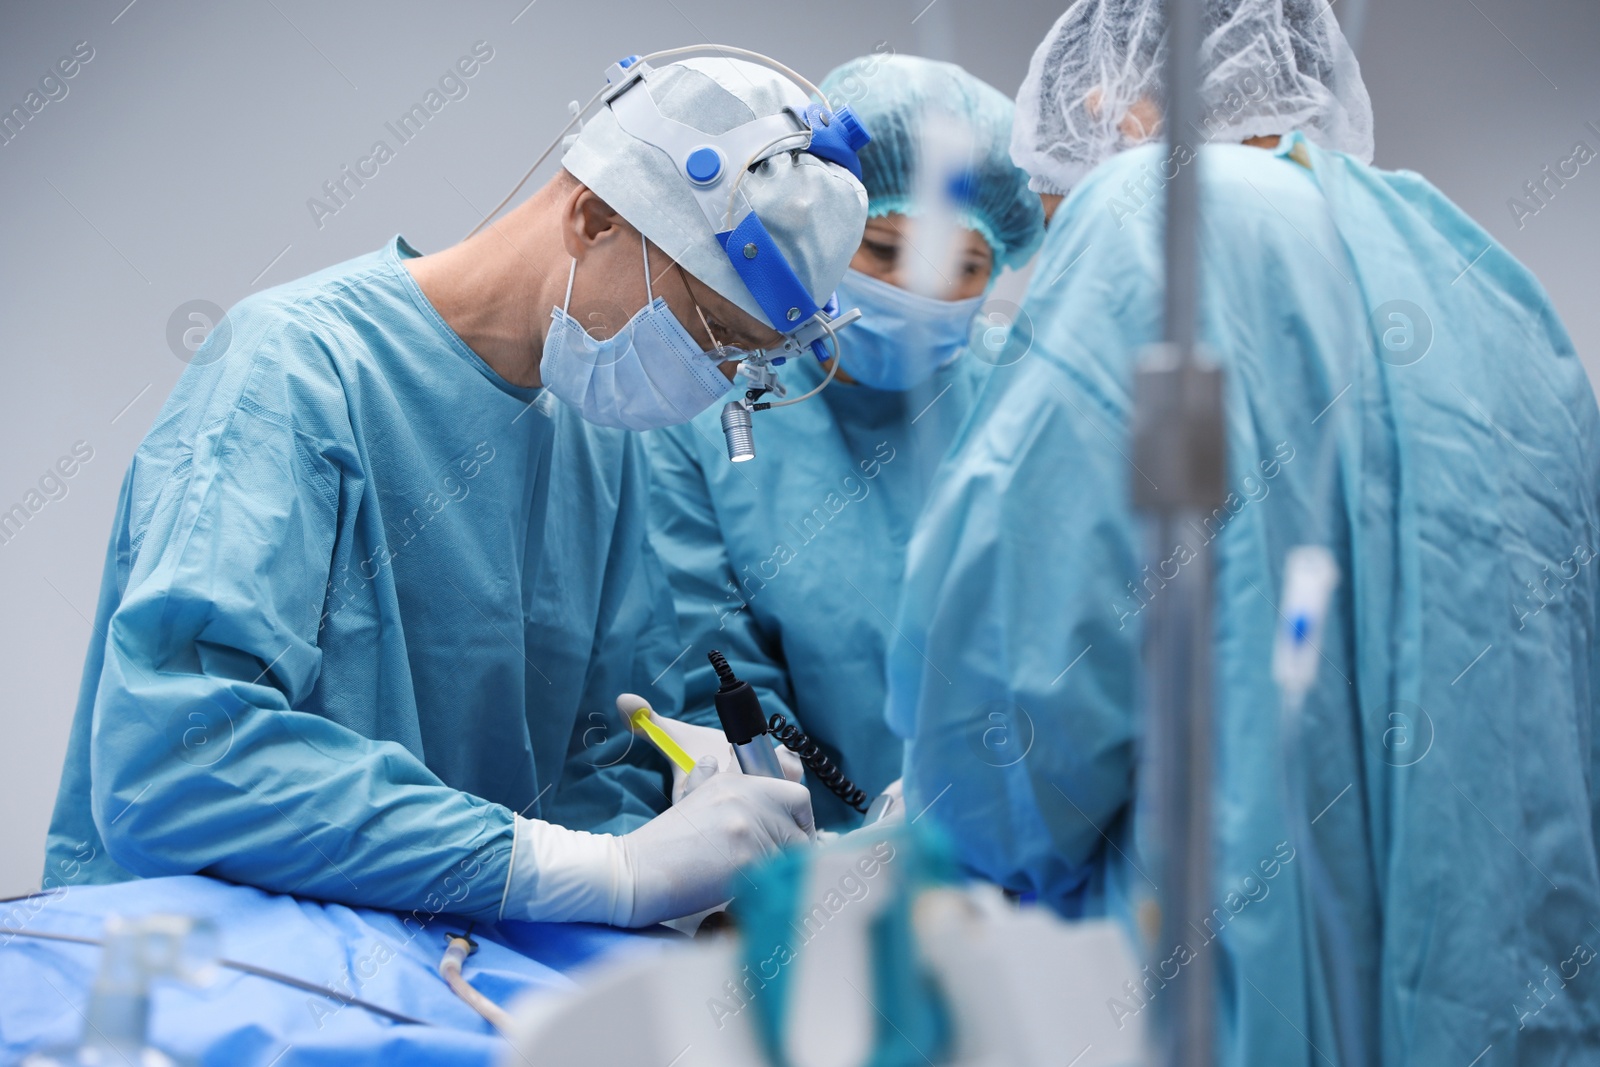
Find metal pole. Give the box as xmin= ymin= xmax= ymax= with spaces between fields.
xmin=1137 ymin=512 xmax=1216 ymax=1067
xmin=1130 ymin=2 xmax=1226 ymax=1066
xmin=1161 ymin=0 xmax=1202 ymax=360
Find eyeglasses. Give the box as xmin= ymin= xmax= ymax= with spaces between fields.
xmin=672 ymin=262 xmax=752 ymax=363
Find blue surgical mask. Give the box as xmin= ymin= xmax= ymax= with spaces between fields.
xmin=834 ymin=268 xmax=984 ymax=391
xmin=540 ymin=235 xmax=733 ymax=430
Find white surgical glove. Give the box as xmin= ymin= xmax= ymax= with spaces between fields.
xmin=653 ymin=718 xmax=736 ymax=803
xmin=650 ymin=713 xmax=805 ymax=804
xmin=774 ymin=742 xmax=806 ymax=786
xmin=625 ymin=764 xmax=815 ymax=925
xmin=866 ymin=777 xmax=905 ymax=826
xmin=499 ymin=762 xmax=815 ymax=927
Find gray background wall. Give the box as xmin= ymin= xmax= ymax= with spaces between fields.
xmin=1 ymin=0 xmax=1595 ymax=898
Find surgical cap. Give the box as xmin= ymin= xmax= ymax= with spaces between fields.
xmin=1012 ymin=0 xmax=1374 ymax=195
xmin=820 ymin=55 xmax=1044 ymax=272
xmin=563 ymin=58 xmax=868 ymax=332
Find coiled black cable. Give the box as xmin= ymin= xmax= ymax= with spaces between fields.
xmin=767 ymin=713 xmax=869 ymax=814
xmin=707 ymin=650 xmax=870 ymax=814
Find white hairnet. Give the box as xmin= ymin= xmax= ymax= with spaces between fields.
xmin=563 ymin=58 xmax=868 ymax=331
xmin=1012 ymin=0 xmax=1374 ymax=195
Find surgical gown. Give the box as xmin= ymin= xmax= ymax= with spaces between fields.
xmin=649 ymin=354 xmax=981 ymax=827
xmin=888 ymin=138 xmax=1600 ymax=1063
xmin=44 ymin=237 xmax=679 ymax=922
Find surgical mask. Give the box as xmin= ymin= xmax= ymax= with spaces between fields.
xmin=834 ymin=268 xmax=984 ymax=391
xmin=540 ymin=234 xmax=733 ymax=430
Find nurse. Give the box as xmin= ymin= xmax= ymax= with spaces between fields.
xmin=43 ymin=55 xmax=867 ymax=929
xmin=889 ymin=1 xmax=1600 ymax=1063
xmin=649 ymin=54 xmax=1043 ymax=828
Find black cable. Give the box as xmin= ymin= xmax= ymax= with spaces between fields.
xmin=767 ymin=713 xmax=869 ymax=814
xmin=0 ymin=925 xmax=429 ymax=1027
xmin=706 ymin=650 xmax=870 ymax=814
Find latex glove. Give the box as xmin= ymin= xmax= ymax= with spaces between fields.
xmin=865 ymin=777 xmax=905 ymax=826
xmin=652 ymin=717 xmax=736 ymax=803
xmin=774 ymin=742 xmax=806 ymax=786
xmin=500 ymin=762 xmax=815 ymax=927
xmin=651 ymin=713 xmax=805 ymax=803
xmin=624 ymin=764 xmax=816 ymax=926
xmin=820 ymin=780 xmax=906 ymax=850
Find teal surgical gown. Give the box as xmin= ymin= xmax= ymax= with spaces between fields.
xmin=888 ymin=137 xmax=1600 ymax=1063
xmin=44 ymin=238 xmax=678 ymax=922
xmin=649 ymin=354 xmax=981 ymax=827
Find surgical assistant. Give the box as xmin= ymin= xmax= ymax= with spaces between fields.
xmin=648 ymin=54 xmax=1043 ymax=827
xmin=45 ymin=54 xmax=866 ymax=927
xmin=888 ymin=2 xmax=1600 ymax=1064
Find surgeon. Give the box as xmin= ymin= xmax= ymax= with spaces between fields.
xmin=889 ymin=1 xmax=1600 ymax=1063
xmin=44 ymin=54 xmax=870 ymax=928
xmin=648 ymin=54 xmax=1043 ymax=828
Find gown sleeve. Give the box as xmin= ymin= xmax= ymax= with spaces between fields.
xmin=91 ymin=321 xmax=514 ymax=921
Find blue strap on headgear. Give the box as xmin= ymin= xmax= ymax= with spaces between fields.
xmin=719 ymin=214 xmax=819 ymax=331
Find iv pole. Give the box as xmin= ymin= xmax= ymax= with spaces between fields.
xmin=1130 ymin=0 xmax=1225 ymax=1065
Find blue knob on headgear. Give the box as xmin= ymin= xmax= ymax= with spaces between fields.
xmin=802 ymin=103 xmax=872 ymax=180
xmin=832 ymin=106 xmax=871 ymax=151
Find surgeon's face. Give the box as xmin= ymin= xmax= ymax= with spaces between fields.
xmin=848 ymin=214 xmax=994 ymax=300
xmin=564 ymin=187 xmax=787 ymax=380
xmin=663 ymin=258 xmax=786 ymax=381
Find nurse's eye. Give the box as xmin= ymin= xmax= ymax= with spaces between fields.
xmin=862 ymin=240 xmax=898 ymax=264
